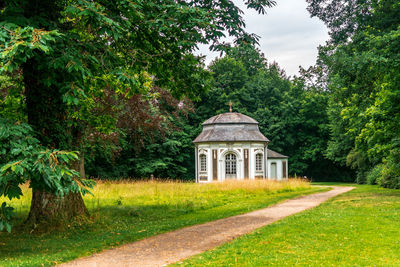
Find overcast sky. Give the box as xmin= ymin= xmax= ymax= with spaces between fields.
xmin=196 ymin=0 xmax=329 ymax=77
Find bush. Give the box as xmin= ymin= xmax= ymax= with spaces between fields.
xmin=379 ymin=148 xmax=400 ymax=189
xmin=356 ymin=171 xmax=367 ymax=184
xmin=366 ymin=164 xmax=383 ymax=185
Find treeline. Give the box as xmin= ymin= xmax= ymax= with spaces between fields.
xmin=306 ymin=0 xmax=400 ymax=188
xmin=1 ymin=0 xmax=399 ymax=188
xmin=85 ymin=45 xmax=353 ymax=182
xmin=87 ymin=0 xmax=400 ymax=188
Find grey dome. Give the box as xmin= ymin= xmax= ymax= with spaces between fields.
xmin=203 ymin=112 xmax=258 ymax=125
xmin=193 ymin=112 xmax=269 ymax=143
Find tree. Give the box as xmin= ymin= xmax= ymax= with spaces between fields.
xmin=84 ymin=91 xmax=198 ymax=180
xmin=83 ymin=43 xmax=352 ymax=183
xmin=0 ymin=118 xmax=93 ymax=231
xmin=195 ymin=45 xmax=348 ymax=179
xmin=0 ymin=0 xmax=277 ymax=228
xmin=307 ymin=0 xmax=400 ymax=185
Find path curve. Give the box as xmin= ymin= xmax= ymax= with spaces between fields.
xmin=61 ymin=186 xmax=354 ymax=267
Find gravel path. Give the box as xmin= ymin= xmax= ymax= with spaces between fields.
xmin=61 ymin=186 xmax=354 ymax=267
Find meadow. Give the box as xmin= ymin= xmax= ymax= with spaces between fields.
xmin=176 ymin=184 xmax=400 ymax=266
xmin=0 ymin=179 xmax=320 ymax=267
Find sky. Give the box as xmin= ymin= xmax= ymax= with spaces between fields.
xmin=196 ymin=0 xmax=330 ymax=77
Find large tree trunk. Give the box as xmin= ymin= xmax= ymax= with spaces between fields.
xmin=19 ymin=0 xmax=89 ymax=229
xmin=25 ymin=154 xmax=88 ymax=227
xmin=25 ymin=148 xmax=89 ymax=227
xmin=25 ymin=191 xmax=88 ymax=227
xmin=23 ymin=55 xmax=89 ymax=228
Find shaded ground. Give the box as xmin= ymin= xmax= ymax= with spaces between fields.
xmin=61 ymin=186 xmax=354 ymax=267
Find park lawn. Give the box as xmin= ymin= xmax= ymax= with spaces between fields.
xmin=175 ymin=184 xmax=400 ymax=266
xmin=0 ymin=179 xmax=323 ymax=267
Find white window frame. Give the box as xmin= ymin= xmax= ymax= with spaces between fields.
xmin=225 ymin=153 xmax=237 ymax=175
xmin=255 ymin=153 xmax=263 ymax=172
xmin=199 ymin=154 xmax=207 ymax=172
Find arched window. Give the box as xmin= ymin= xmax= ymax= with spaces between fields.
xmin=255 ymin=153 xmax=263 ymax=172
xmin=225 ymin=153 xmax=237 ymax=175
xmin=200 ymin=154 xmax=207 ymax=172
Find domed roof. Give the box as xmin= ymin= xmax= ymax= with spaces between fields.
xmin=203 ymin=112 xmax=258 ymax=125
xmin=193 ymin=112 xmax=269 ymax=143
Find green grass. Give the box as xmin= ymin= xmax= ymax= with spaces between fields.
xmin=175 ymin=184 xmax=400 ymax=266
xmin=0 ymin=179 xmax=321 ymax=267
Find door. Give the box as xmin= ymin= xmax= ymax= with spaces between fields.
xmin=271 ymin=162 xmax=277 ymax=179
xmin=225 ymin=153 xmax=237 ymax=179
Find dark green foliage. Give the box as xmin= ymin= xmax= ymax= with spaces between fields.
xmin=130 ymin=126 xmax=195 ymax=180
xmin=86 ymin=118 xmax=198 ymax=180
xmin=379 ymin=142 xmax=400 ymax=189
xmin=366 ymin=164 xmax=383 ymax=185
xmin=0 ymin=75 xmax=25 ymax=122
xmin=307 ymin=0 xmax=400 ymax=187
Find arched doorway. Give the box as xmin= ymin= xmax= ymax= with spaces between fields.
xmin=225 ymin=153 xmax=237 ymax=179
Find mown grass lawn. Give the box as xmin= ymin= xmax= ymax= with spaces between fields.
xmin=0 ymin=179 xmax=321 ymax=267
xmin=175 ymin=184 xmax=400 ymax=266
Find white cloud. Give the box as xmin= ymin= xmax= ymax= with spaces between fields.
xmin=195 ymin=0 xmax=329 ymax=76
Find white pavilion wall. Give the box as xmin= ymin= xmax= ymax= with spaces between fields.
xmin=196 ymin=142 xmax=267 ymax=182
xmin=267 ymin=159 xmax=288 ymax=180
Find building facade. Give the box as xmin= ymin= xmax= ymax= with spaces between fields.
xmin=193 ymin=112 xmax=288 ymax=183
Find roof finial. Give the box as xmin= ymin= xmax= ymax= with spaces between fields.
xmin=228 ymin=101 xmax=233 ymax=112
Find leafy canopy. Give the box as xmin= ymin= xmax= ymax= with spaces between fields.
xmin=307 ymin=0 xmax=400 ymax=186
xmin=0 ymin=0 xmax=277 ymax=228
xmin=0 ymin=118 xmax=94 ymax=232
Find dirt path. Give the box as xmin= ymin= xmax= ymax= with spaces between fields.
xmin=61 ymin=186 xmax=354 ymax=267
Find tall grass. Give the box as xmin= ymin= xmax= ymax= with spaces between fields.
xmin=2 ymin=179 xmax=310 ymax=217
xmin=84 ymin=179 xmax=310 ymax=208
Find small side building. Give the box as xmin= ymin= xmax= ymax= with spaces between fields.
xmin=193 ymin=112 xmax=288 ymax=183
